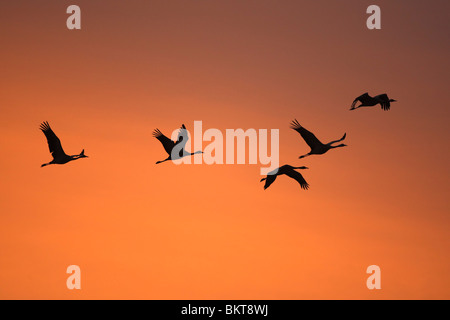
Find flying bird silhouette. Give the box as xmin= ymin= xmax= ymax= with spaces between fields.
xmin=39 ymin=121 xmax=88 ymax=167
xmin=260 ymin=165 xmax=309 ymax=190
xmin=290 ymin=119 xmax=347 ymax=159
xmin=153 ymin=124 xmax=203 ymax=164
xmin=350 ymin=92 xmax=397 ymax=111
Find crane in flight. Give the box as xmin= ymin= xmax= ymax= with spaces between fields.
xmin=350 ymin=92 xmax=397 ymax=111
xmin=260 ymin=165 xmax=310 ymax=190
xmin=290 ymin=119 xmax=347 ymax=159
xmin=39 ymin=121 xmax=88 ymax=167
xmin=153 ymin=124 xmax=203 ymax=164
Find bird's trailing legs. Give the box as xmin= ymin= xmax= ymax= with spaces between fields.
xmin=350 ymin=103 xmax=369 ymax=110
xmin=350 ymin=95 xmax=371 ymax=110
xmin=328 ymin=133 xmax=347 ymax=145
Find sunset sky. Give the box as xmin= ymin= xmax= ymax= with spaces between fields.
xmin=0 ymin=0 xmax=449 ymax=299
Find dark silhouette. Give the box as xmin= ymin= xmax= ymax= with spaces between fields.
xmin=350 ymin=92 xmax=397 ymax=111
xmin=40 ymin=121 xmax=88 ymax=167
xmin=260 ymin=165 xmax=309 ymax=190
xmin=153 ymin=124 xmax=203 ymax=164
xmin=290 ymin=119 xmax=347 ymax=159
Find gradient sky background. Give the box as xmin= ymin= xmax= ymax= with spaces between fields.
xmin=0 ymin=0 xmax=449 ymax=299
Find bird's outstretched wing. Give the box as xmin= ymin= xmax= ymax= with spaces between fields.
xmin=351 ymin=92 xmax=370 ymax=108
xmin=290 ymin=119 xmax=323 ymax=149
xmin=376 ymin=94 xmax=391 ymax=111
xmin=284 ymin=169 xmax=310 ymax=190
xmin=153 ymin=128 xmax=175 ymax=155
xmin=40 ymin=121 xmax=67 ymax=159
xmin=263 ymin=175 xmax=277 ymax=190
xmin=175 ymin=124 xmax=189 ymax=149
xmin=354 ymin=92 xmax=370 ymax=101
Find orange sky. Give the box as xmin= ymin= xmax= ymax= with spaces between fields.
xmin=0 ymin=0 xmax=449 ymax=299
